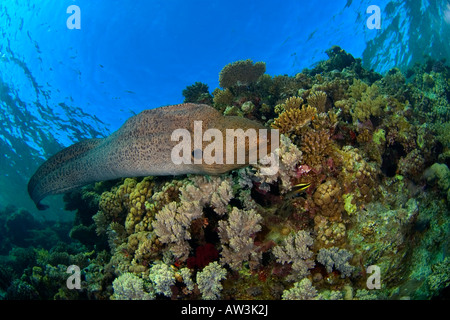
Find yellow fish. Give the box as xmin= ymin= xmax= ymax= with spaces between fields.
xmin=284 ymin=182 xmax=311 ymax=199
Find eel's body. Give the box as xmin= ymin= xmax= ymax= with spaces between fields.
xmin=28 ymin=103 xmax=271 ymax=209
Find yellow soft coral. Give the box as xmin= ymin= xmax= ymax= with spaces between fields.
xmin=124 ymin=177 xmax=155 ymax=234
xmin=311 ymin=179 xmax=343 ymax=221
xmin=335 ymin=80 xmax=387 ymax=123
xmin=272 ymin=97 xmax=317 ymax=136
xmin=300 ymin=129 xmax=334 ymax=167
xmin=307 ymin=91 xmax=327 ymax=113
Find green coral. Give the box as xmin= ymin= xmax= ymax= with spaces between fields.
xmin=343 ymin=193 xmax=357 ymax=215
xmin=149 ymin=263 xmax=175 ymax=298
xmin=112 ymin=272 xmax=154 ymax=300
xmin=182 ymin=82 xmax=213 ymax=104
xmin=219 ymin=59 xmax=266 ymax=88
xmin=197 ymin=262 xmax=227 ymax=300
xmin=282 ymin=278 xmax=318 ymax=300
xmin=372 ymin=128 xmax=386 ymax=146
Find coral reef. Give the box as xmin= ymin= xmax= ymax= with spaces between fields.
xmin=6 ymin=46 xmax=449 ymax=301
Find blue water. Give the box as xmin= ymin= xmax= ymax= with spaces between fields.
xmin=1 ymin=0 xmax=449 ymax=218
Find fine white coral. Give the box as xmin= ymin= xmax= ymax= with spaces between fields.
xmin=317 ymin=247 xmax=354 ymax=278
xmin=218 ymin=207 xmax=263 ymax=270
xmin=149 ymin=262 xmax=175 ymax=297
xmin=282 ymin=278 xmax=318 ymax=300
xmin=180 ymin=175 xmax=235 ymax=215
xmin=112 ymin=272 xmax=154 ymax=300
xmin=179 ymin=267 xmax=195 ymax=291
xmin=152 ymin=201 xmax=202 ymax=260
xmin=254 ymin=134 xmax=302 ymax=193
xmin=152 ymin=175 xmax=235 ymax=260
xmin=273 ymin=230 xmax=315 ymax=280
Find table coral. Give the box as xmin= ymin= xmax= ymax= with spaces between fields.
xmin=219 ymin=59 xmax=266 ymax=89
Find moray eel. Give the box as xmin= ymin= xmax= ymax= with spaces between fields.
xmin=28 ymin=103 xmax=273 ymax=210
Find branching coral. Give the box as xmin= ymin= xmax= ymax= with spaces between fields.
xmin=272 ymin=97 xmax=317 ymax=136
xmin=335 ymin=80 xmax=387 ymax=124
xmin=219 ymin=59 xmax=266 ymax=88
xmin=272 ymin=230 xmax=315 ymax=280
xmin=196 ymin=261 xmax=227 ymax=300
xmin=317 ymin=247 xmax=354 ymax=278
xmin=152 ymin=175 xmax=234 ymax=260
xmin=307 ymin=91 xmax=327 ymax=113
xmin=112 ymin=272 xmax=154 ymax=300
xmin=218 ymin=207 xmax=263 ymax=271
xmin=282 ymin=278 xmax=318 ymax=300
xmin=254 ymin=134 xmax=303 ymax=193
xmin=300 ymin=129 xmax=334 ymax=168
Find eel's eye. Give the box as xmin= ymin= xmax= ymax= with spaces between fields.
xmin=192 ymin=149 xmax=203 ymax=160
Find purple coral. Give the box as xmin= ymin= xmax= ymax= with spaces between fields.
xmin=317 ymin=247 xmax=354 ymax=278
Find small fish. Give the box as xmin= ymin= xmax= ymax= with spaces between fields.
xmin=284 ymin=182 xmax=311 ymax=199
